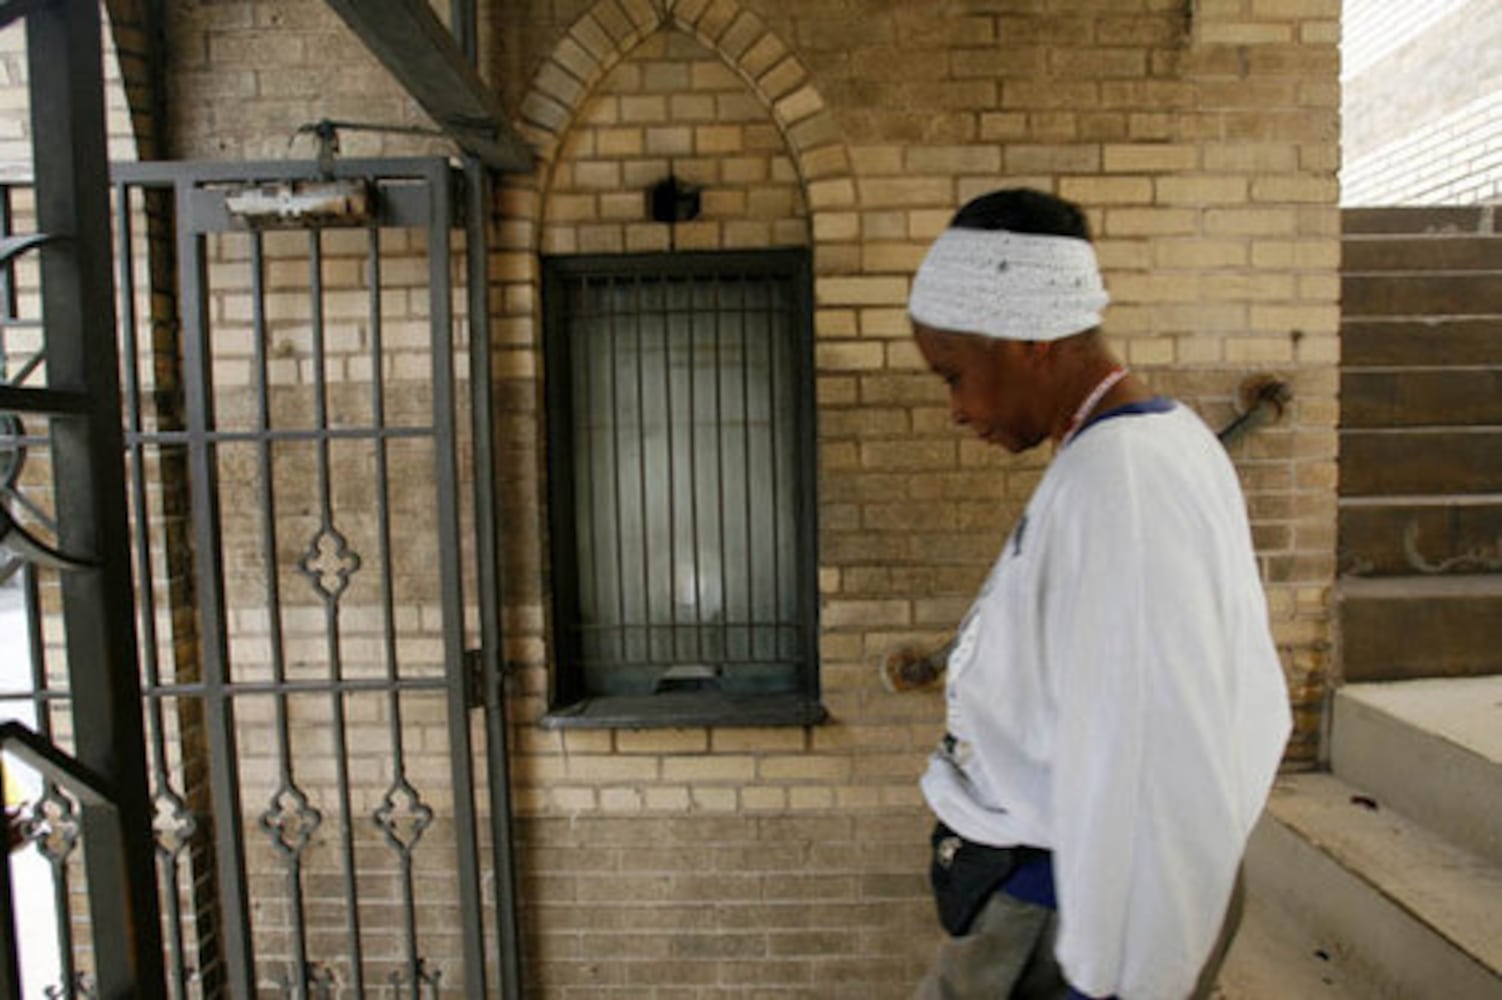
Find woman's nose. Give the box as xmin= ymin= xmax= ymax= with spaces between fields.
xmin=949 ymin=392 xmax=968 ymax=426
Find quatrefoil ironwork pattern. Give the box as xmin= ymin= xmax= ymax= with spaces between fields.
xmin=373 ymin=778 xmax=434 ymax=854
xmin=389 ymin=958 xmax=441 ymax=995
xmin=259 ymin=782 xmax=322 ymax=857
xmin=28 ymin=787 xmax=80 ymax=864
xmin=152 ymin=787 xmax=197 ymax=858
xmin=297 ymin=524 xmax=361 ymax=601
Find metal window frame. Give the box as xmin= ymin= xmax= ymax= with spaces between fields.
xmin=539 ymin=248 xmax=825 ymax=730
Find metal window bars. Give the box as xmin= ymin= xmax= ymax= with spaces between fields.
xmin=542 ymin=251 xmax=824 ymax=727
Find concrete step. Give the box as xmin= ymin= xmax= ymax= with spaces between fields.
xmin=1343 ymin=318 xmax=1502 ymax=367
xmin=1212 ymin=896 xmax=1367 ymax=999
xmin=1331 ymin=679 xmax=1502 ymax=865
xmin=1344 ymin=236 xmax=1502 ymax=273
xmin=1246 ymin=773 xmax=1502 ymax=1000
xmin=1343 ymin=273 xmax=1502 ymax=318
xmin=1341 ymin=368 xmax=1502 ymax=428
xmin=1338 ymin=493 xmax=1502 ymax=576
xmin=1339 ymin=427 xmax=1502 ymax=496
xmin=1343 ymin=206 xmax=1495 ymax=236
xmin=1338 ymin=575 xmax=1502 ymax=681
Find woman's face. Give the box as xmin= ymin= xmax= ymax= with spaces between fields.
xmin=913 ymin=323 xmax=1050 ymax=454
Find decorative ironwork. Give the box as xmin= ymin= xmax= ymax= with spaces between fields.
xmin=374 ymin=777 xmax=434 ymax=853
xmin=0 ymin=412 xmax=27 ymax=584
xmin=297 ymin=524 xmax=361 ymax=601
xmin=389 ymin=958 xmax=442 ymax=995
xmin=270 ymin=962 xmax=337 ymax=998
xmin=151 ymin=787 xmax=196 ymax=858
xmin=27 ymin=787 xmax=81 ymax=863
xmin=0 ymin=413 xmax=23 ymax=489
xmin=43 ymin=157 xmax=521 ymax=996
xmin=259 ymin=783 xmax=322 ymax=857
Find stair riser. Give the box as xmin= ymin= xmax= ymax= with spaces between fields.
xmin=1331 ymin=694 xmax=1502 ymax=866
xmin=1344 ymin=237 xmax=1502 ymax=273
xmin=1342 ymin=370 xmax=1502 ymax=428
xmin=1340 ymin=594 xmax=1502 ymax=681
xmin=1344 ymin=207 xmax=1494 ymax=236
xmin=1343 ymin=319 xmax=1502 ymax=367
xmin=1340 ymin=431 xmax=1502 ymax=496
xmin=1339 ymin=503 xmax=1502 ymax=576
xmin=1344 ymin=274 xmax=1502 ymax=318
xmin=1246 ymin=816 xmax=1501 ymax=1000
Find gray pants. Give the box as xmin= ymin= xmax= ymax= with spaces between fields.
xmin=914 ymin=870 xmax=1246 ymax=1000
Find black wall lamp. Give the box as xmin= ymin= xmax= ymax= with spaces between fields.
xmin=647 ymin=175 xmax=701 ymax=224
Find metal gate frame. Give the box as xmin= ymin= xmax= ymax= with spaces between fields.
xmin=0 ymin=1 xmax=164 ymax=996
xmin=107 ymin=155 xmax=520 ymax=997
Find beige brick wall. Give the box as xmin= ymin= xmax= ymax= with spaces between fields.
xmin=540 ymin=30 xmax=809 ymax=255
xmin=480 ymin=0 xmax=1341 ymax=992
xmin=0 ymin=0 xmax=1343 ymax=995
xmin=162 ymin=0 xmax=453 ymax=162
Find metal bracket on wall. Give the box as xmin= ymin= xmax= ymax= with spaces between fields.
xmin=1218 ymin=373 xmax=1292 ymax=446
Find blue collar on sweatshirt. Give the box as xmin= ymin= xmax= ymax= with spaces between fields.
xmin=1076 ymin=395 xmax=1175 ymax=439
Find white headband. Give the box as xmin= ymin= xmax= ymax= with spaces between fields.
xmin=908 ymin=228 xmax=1109 ymax=341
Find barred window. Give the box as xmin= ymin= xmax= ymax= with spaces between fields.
xmin=541 ymin=250 xmax=823 ymax=728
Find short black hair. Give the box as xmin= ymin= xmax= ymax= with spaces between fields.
xmin=948 ymin=188 xmax=1091 ymax=241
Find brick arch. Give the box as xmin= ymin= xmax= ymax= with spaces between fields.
xmin=104 ymin=0 xmax=165 ymax=159
xmin=513 ymin=0 xmax=856 ymax=256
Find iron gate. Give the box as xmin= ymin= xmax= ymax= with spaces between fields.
xmin=0 ymin=157 xmax=518 ymax=997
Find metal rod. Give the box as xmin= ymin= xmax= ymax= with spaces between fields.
xmin=0 ymin=386 xmax=91 ymax=415
xmin=366 ymin=222 xmax=424 ymax=999
xmin=124 ymin=425 xmax=437 ymax=446
xmin=606 ymin=276 xmax=630 ymax=660
xmin=430 ymin=172 xmax=489 ymax=996
xmin=768 ymin=286 xmax=782 ymax=662
xmin=118 ymin=179 xmax=190 ymax=999
xmin=466 ymin=157 xmax=522 ymax=1000
xmin=0 ymin=185 xmax=14 ymax=320
xmin=450 ymin=0 xmax=476 ymax=66
xmin=309 ymin=227 xmax=368 ymax=994
xmin=793 ymin=252 xmax=819 ymax=702
xmin=715 ymin=283 xmax=728 ymax=666
xmin=176 ymin=179 xmax=257 ymax=996
xmin=259 ymin=231 xmax=315 ymax=988
xmin=27 ymin=2 xmax=164 ymax=991
xmin=574 ymin=280 xmax=598 ymax=668
xmin=740 ymin=277 xmax=753 ymax=664
xmin=630 ymin=279 xmax=647 ymax=664
xmin=687 ymin=279 xmax=703 ymax=663
xmin=662 ymin=279 xmax=679 ymax=662
xmin=131 ymin=675 xmax=452 ymax=700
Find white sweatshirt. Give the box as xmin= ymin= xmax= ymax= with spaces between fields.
xmin=920 ymin=401 xmax=1291 ymax=1000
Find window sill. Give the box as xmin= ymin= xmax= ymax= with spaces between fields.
xmin=539 ymin=692 xmax=828 ymax=730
